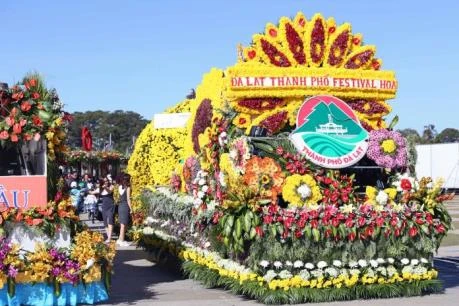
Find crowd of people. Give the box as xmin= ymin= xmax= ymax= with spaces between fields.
xmin=64 ymin=171 xmax=132 ymax=247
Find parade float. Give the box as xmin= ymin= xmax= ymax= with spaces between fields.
xmin=128 ymin=12 xmax=453 ymax=304
xmin=0 ymin=75 xmax=114 ymax=305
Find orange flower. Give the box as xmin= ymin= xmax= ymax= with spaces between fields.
xmin=243 ymin=156 xmax=285 ymax=203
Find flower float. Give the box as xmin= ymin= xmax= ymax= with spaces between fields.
xmin=127 ymin=11 xmax=452 ymax=304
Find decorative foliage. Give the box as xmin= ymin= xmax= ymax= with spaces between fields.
xmin=65 ymin=150 xmax=127 ymax=163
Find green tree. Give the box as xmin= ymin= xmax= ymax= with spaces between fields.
xmin=67 ymin=110 xmax=148 ymax=154
xmin=435 ymin=128 xmax=459 ymax=143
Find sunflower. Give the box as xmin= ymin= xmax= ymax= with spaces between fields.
xmin=282 ymin=174 xmax=322 ymax=207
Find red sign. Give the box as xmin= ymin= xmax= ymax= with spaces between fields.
xmin=0 ymin=176 xmax=47 ymax=209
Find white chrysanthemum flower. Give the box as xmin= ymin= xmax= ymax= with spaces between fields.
xmin=259 ymin=260 xmax=270 ymax=268
xmin=263 ymin=270 xmax=277 ymax=282
xmin=317 ymin=261 xmax=328 ymax=269
xmin=311 ymin=269 xmax=324 ymax=278
xmin=376 ymin=267 xmax=387 ymax=277
xmin=197 ymin=191 xmax=205 ymax=199
xmin=358 ymin=259 xmax=368 ymax=268
xmin=366 ymin=268 xmax=376 ymax=278
xmin=198 ymin=178 xmax=206 ymax=186
xmin=299 ymin=269 xmax=311 ymax=280
xmin=333 ymin=260 xmax=342 ymax=267
xmin=297 ymin=184 xmax=312 ymax=199
xmin=401 ymin=258 xmax=410 ymax=265
xmin=387 ymin=258 xmax=395 ymax=264
xmin=411 ymin=259 xmax=419 ymax=266
xmin=349 ymin=269 xmax=361 ymax=276
xmin=377 ymin=258 xmax=385 ymax=264
xmin=201 ymin=185 xmax=209 ymax=193
xmin=325 ymin=267 xmax=339 ymax=278
xmin=305 ymin=263 xmax=314 ymax=270
xmin=285 ymin=260 xmax=293 ymax=267
xmin=413 ymin=266 xmax=427 ymax=275
xmin=421 ymin=258 xmax=429 ymax=264
xmin=273 ymin=261 xmax=283 ymax=269
xmin=370 ymin=260 xmax=379 ymax=268
xmin=387 ymin=266 xmax=397 ymax=277
xmin=293 ymin=260 xmax=304 ymax=268
xmin=340 ymin=268 xmax=349 ymax=277
xmin=279 ymin=270 xmax=293 ymax=279
xmin=142 ymin=226 xmax=154 ymax=235
xmin=402 ymin=266 xmax=413 ymax=274
xmin=348 ymin=261 xmax=358 ymax=268
xmin=376 ymin=190 xmax=389 ymax=205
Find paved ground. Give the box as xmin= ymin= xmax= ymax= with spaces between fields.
xmin=82 ymin=198 xmax=459 ymax=305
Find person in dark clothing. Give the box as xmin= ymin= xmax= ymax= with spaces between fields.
xmin=100 ymin=177 xmax=115 ymax=243
xmin=116 ymin=174 xmax=132 ymax=247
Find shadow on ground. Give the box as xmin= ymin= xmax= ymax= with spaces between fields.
xmin=102 ymin=249 xmax=183 ymax=305
xmin=435 ymin=257 xmax=459 ymax=290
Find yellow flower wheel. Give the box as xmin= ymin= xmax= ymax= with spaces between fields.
xmin=282 ymin=174 xmax=322 ymax=207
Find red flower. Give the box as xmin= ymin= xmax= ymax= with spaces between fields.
xmin=400 ymin=179 xmax=412 ymax=191
xmin=390 ymin=218 xmax=398 ymax=227
xmin=0 ymin=130 xmax=8 ymax=140
xmin=11 ymin=91 xmax=24 ymax=101
xmin=13 ymin=123 xmax=21 ymax=134
xmin=29 ymin=79 xmax=37 ymax=87
xmin=408 ymin=226 xmax=418 ymax=237
xmin=415 ymin=218 xmax=425 ymax=225
xmin=10 ymin=134 xmax=18 ymax=142
xmin=32 ymin=115 xmax=42 ymax=126
xmin=31 ymin=92 xmax=40 ymax=100
xmin=263 ymin=215 xmax=273 ymax=224
xmin=22 ymin=133 xmax=32 ymax=141
xmin=394 ymin=228 xmax=401 ymax=237
xmin=358 ymin=216 xmax=366 ymax=227
xmin=345 ymin=218 xmax=354 ymax=228
xmin=20 ymin=101 xmax=32 ymax=112
xmin=375 ymin=216 xmax=385 ymax=227
xmin=365 ymin=226 xmax=375 ymax=237
xmin=436 ymin=224 xmax=446 ymax=234
xmin=255 ymin=226 xmax=264 ymax=237
xmin=347 ymin=232 xmax=356 ymax=241
xmin=295 ymin=230 xmax=303 ymax=238
xmin=331 ymin=218 xmax=340 ymax=227
xmin=324 ymin=177 xmax=332 ymax=185
xmin=310 ymin=219 xmax=319 ymax=228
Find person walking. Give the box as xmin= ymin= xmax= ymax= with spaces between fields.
xmin=116 ymin=174 xmax=132 ymax=247
xmin=100 ymin=177 xmax=115 ymax=243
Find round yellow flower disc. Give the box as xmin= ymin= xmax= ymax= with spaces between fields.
xmin=381 ymin=139 xmax=397 ymax=153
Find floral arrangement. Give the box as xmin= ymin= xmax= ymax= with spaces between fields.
xmin=127 ymin=11 xmax=453 ymax=304
xmin=0 ymin=74 xmax=72 ymax=160
xmin=0 ymin=230 xmax=115 ymax=297
xmin=0 ymin=198 xmax=80 ymax=237
xmin=65 ymin=150 xmax=127 ymax=164
xmin=367 ymin=129 xmax=407 ymax=169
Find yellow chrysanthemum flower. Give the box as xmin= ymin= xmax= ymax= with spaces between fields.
xmin=282 ymin=174 xmax=322 ymax=207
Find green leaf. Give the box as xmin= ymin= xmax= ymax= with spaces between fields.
xmin=312 ymin=228 xmax=320 ymax=242
xmin=244 ymin=211 xmax=252 ymax=232
xmin=388 ymin=115 xmax=399 ymax=130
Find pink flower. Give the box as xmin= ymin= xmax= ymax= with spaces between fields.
xmin=10 ymin=134 xmax=18 ymax=142
xmin=34 ymin=133 xmax=41 ymax=141
xmin=0 ymin=130 xmax=9 ymax=140
xmin=5 ymin=116 xmax=14 ymax=126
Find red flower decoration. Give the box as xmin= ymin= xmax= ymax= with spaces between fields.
xmin=20 ymin=101 xmax=32 ymax=112
xmin=400 ymin=179 xmax=412 ymax=191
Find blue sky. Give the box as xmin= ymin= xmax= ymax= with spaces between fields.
xmin=1 ymin=0 xmax=458 ymax=133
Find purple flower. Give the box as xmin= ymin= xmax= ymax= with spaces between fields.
xmin=367 ymin=129 xmax=407 ymax=169
xmin=8 ymin=266 xmax=18 ymax=278
xmin=51 ymin=267 xmax=61 ymax=277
